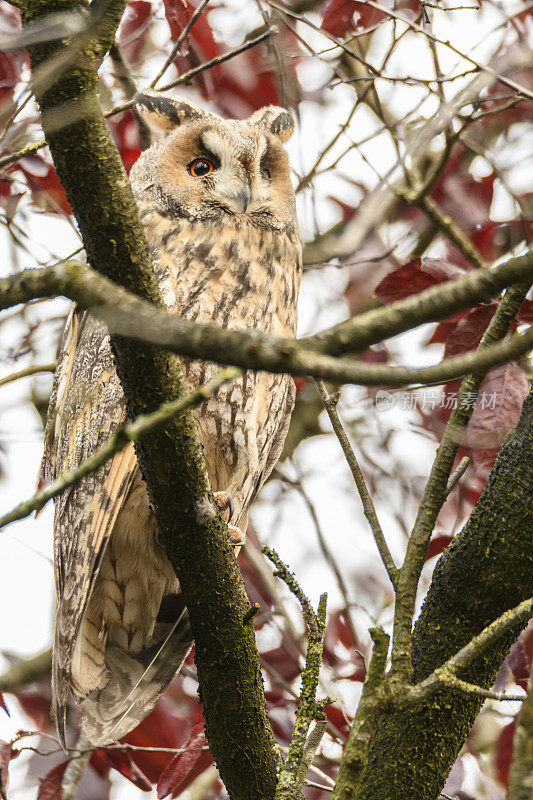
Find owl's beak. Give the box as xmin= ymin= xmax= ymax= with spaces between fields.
xmin=237 ymin=182 xmax=251 ymax=212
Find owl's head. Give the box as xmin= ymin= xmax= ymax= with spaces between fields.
xmin=131 ymin=93 xmax=297 ymax=233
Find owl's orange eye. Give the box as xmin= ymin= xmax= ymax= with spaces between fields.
xmin=188 ymin=158 xmax=214 ymax=177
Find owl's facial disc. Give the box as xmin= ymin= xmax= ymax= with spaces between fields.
xmin=153 ymin=116 xmax=296 ymax=230
xmin=190 ymin=128 xmax=270 ymax=216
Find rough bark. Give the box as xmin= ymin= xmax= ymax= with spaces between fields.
xmin=356 ymin=391 xmax=533 ymax=800
xmin=21 ymin=2 xmax=278 ymax=798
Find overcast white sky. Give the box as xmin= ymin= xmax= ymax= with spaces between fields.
xmin=1 ymin=1 xmax=530 ymax=797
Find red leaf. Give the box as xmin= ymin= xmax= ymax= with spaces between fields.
xmin=506 ymin=640 xmax=529 ymax=691
xmin=426 ymin=534 xmax=454 ymax=561
xmin=443 ymin=305 xmax=497 ymax=358
xmin=121 ymin=697 xmax=190 ymax=782
xmin=157 ymin=723 xmax=211 ymax=798
xmin=0 ymin=693 xmax=8 ymax=716
xmin=495 ymin=721 xmax=515 ymax=788
xmin=20 ymin=156 xmax=72 ymax=215
xmin=375 ymin=258 xmax=465 ymax=303
xmin=36 ymin=760 xmax=69 ymax=800
xmin=119 ymin=1 xmax=152 ymax=68
xmin=163 ymin=0 xmax=218 ymax=59
xmin=108 ymin=111 xmax=142 ymax=174
xmin=104 ymin=748 xmax=153 ymax=791
xmin=464 ymin=363 xmax=530 ymax=452
xmin=321 ymin=0 xmax=385 ymax=36
xmin=324 ymin=705 xmax=351 ymax=739
xmin=14 ymin=690 xmax=52 ymax=730
xmin=518 ymin=298 xmax=533 ymax=323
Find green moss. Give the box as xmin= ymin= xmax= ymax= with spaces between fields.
xmin=356 ymin=393 xmax=533 ymax=800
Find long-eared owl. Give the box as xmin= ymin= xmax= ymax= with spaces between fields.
xmin=41 ymin=93 xmax=302 ymax=746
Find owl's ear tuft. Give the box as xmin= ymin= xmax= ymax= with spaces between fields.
xmin=134 ymin=93 xmax=205 ymax=133
xmin=250 ymin=106 xmax=295 ymax=143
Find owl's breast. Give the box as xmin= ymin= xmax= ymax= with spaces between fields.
xmin=136 ymin=210 xmax=302 ymax=518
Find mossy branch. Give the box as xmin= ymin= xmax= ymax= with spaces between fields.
xmin=331 ymin=627 xmax=389 ymax=800
xmin=391 ymin=280 xmax=532 ymax=682
xmin=356 ymin=391 xmax=533 ymax=800
xmin=1 ymin=261 xmax=533 ymax=388
xmin=262 ymin=547 xmax=330 ymax=800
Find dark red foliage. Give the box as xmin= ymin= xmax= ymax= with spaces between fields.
xmin=102 ymin=748 xmax=152 ymax=791
xmin=0 ymin=741 xmax=13 ymax=795
xmin=19 ymin=156 xmax=72 ymax=215
xmin=506 ymin=639 xmax=530 ymax=691
xmin=157 ymin=723 xmax=212 ymax=798
xmin=324 ymin=704 xmax=351 ymax=739
xmin=119 ymin=1 xmax=152 ymax=68
xmin=425 ymin=533 xmax=454 ymax=561
xmin=108 ymin=111 xmax=142 ymax=174
xmin=0 ymin=4 xmax=28 ymax=111
xmin=14 ymin=689 xmax=53 ymax=731
xmin=494 ymin=721 xmax=515 ymax=788
xmin=374 ymin=257 xmax=465 ymax=304
xmin=163 ymin=0 xmax=218 ymax=99
xmin=321 ymin=0 xmax=386 ymax=36
xmin=120 ymin=697 xmax=197 ymax=783
xmin=36 ymin=760 xmax=69 ymax=800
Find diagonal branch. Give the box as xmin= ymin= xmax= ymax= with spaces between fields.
xmin=1 ymin=258 xmax=532 ymax=388
xmin=0 ymin=368 xmax=240 ymax=532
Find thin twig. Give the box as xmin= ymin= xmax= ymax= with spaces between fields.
xmin=445 ymin=456 xmax=470 ymax=496
xmin=262 ymin=546 xmax=330 ymax=800
xmin=315 ymin=380 xmax=398 ymax=588
xmin=0 ymin=362 xmax=56 ymax=388
xmin=0 ymin=367 xmax=240 ymax=531
xmin=150 ymin=0 xmax=211 ymax=89
xmin=401 ymin=597 xmax=533 ymax=708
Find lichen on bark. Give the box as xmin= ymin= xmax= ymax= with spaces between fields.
xmin=356 ymin=391 xmax=533 ymax=800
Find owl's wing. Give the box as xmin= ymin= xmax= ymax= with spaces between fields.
xmin=44 ymin=312 xmax=139 ymax=745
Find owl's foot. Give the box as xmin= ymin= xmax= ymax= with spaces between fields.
xmin=228 ymin=524 xmax=246 ymax=547
xmin=213 ymin=491 xmax=234 ymax=522
xmin=213 ymin=492 xmax=244 ymax=547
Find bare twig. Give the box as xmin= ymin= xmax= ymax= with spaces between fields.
xmin=149 ymin=0 xmax=211 ymax=89
xmin=0 ymin=368 xmax=240 ymax=532
xmin=0 ymin=362 xmax=56 ymax=388
xmin=315 ymin=380 xmax=398 ymax=589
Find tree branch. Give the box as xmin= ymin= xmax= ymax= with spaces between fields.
xmin=262 ymin=547 xmax=329 ymax=800
xmin=0 ymin=368 xmax=240 ymax=532
xmin=331 ymin=627 xmax=389 ymax=800
xmin=356 ymin=390 xmax=533 ymax=800
xmin=391 ymin=280 xmax=532 ymax=682
xmin=1 ymin=260 xmax=532 ymax=388
xmin=314 ymin=381 xmax=398 ymax=588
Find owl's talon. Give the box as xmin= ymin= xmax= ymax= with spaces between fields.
xmin=214 ymin=491 xmax=235 ymax=522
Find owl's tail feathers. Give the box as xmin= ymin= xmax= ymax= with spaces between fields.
xmin=78 ymin=598 xmax=193 ymax=747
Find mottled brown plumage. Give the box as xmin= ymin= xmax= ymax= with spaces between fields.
xmin=42 ymin=94 xmax=302 ymax=747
